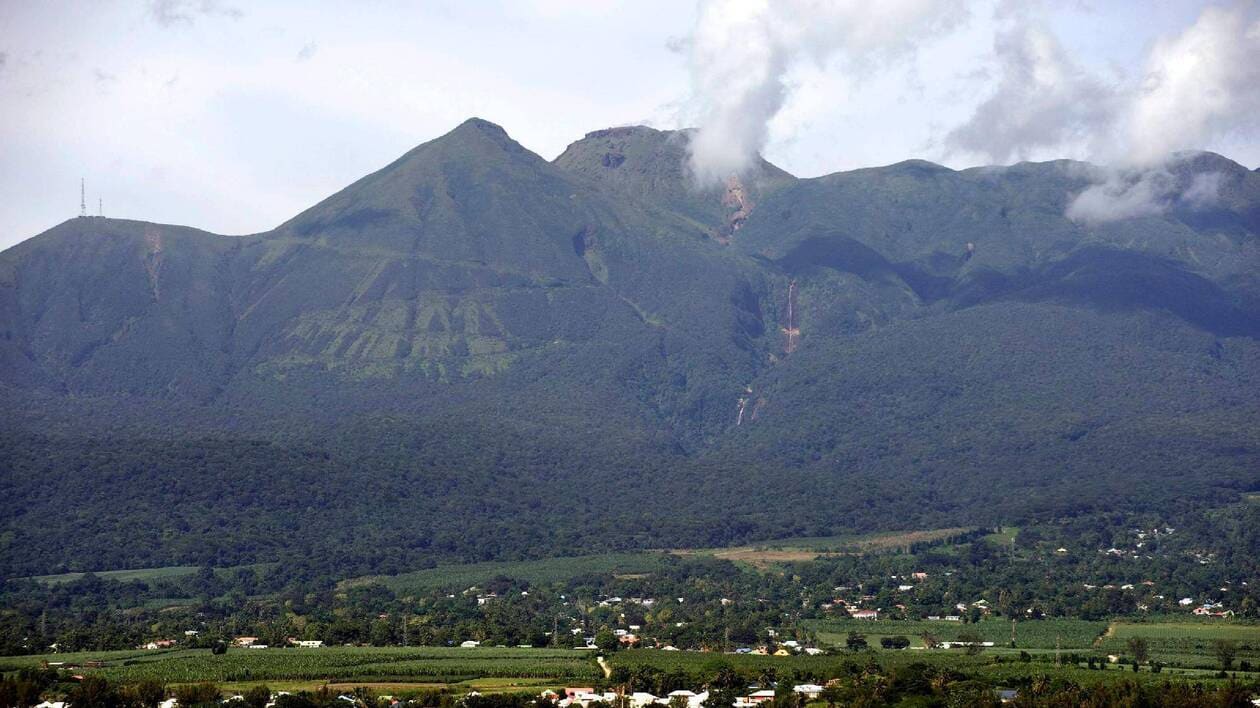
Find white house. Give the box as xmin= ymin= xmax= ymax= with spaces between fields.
xmin=629 ymin=692 xmax=660 ymax=707
xmin=793 ymin=685 xmax=824 ymax=699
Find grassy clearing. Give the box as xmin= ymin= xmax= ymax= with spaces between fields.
xmin=26 ymin=567 xmax=202 ymax=585
xmin=346 ymin=554 xmax=670 ymax=596
xmin=669 ymin=528 xmax=975 ymax=568
xmin=25 ymin=564 xmax=275 ymax=587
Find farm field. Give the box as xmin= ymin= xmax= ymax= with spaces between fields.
xmin=0 ymin=647 xmax=600 ymax=686
xmin=805 ymin=617 xmax=1107 ymax=651
xmin=605 ymin=647 xmax=1251 ymax=689
xmin=346 ymin=553 xmax=671 ymax=596
xmin=25 ymin=564 xmax=275 ymax=586
xmin=4 ymin=642 xmax=1256 ymax=694
xmin=26 ymin=566 xmax=203 ymax=586
xmin=668 ymin=527 xmax=976 ymax=567
xmin=1096 ymin=621 xmax=1260 ymax=668
xmin=212 ymin=677 xmax=561 ymax=695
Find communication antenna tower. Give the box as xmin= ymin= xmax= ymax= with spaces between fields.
xmin=98 ymin=197 xmax=103 ymax=217
xmin=80 ymin=178 xmax=87 ymax=217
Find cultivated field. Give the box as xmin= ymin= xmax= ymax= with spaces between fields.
xmin=806 ymin=617 xmax=1107 ymax=651
xmin=669 ymin=527 xmax=975 ymax=567
xmin=0 ymin=647 xmax=600 ymax=686
xmin=26 ymin=564 xmax=275 ymax=586
xmin=605 ymin=646 xmax=1248 ymax=688
xmin=345 ymin=553 xmax=670 ymax=595
xmin=1096 ymin=621 xmax=1260 ymax=668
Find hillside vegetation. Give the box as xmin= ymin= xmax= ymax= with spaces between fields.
xmin=2 ymin=118 xmax=1259 ymax=577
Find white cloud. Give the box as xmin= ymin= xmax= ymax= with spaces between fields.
xmin=1123 ymin=5 xmax=1260 ymax=166
xmin=945 ymin=23 xmax=1117 ymax=164
xmin=683 ymin=0 xmax=965 ymax=185
xmin=148 ymin=0 xmax=243 ymax=28
xmin=1064 ymin=4 xmax=1260 ymax=224
xmin=1065 ymin=168 xmax=1176 ymax=224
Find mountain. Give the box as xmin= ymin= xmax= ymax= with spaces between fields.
xmin=2 ymin=119 xmax=1258 ymax=577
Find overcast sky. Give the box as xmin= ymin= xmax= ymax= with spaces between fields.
xmin=1 ymin=0 xmax=1257 ymax=250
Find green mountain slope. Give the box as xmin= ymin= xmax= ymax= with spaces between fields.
xmin=1 ymin=119 xmax=1258 ymax=577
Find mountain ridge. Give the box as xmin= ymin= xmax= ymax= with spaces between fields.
xmin=2 ymin=117 xmax=1258 ymax=577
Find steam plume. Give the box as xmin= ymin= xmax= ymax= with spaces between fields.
xmin=684 ymin=0 xmax=963 ymax=186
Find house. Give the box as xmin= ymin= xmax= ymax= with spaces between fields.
xmin=996 ymin=689 xmax=1019 ymax=703
xmin=460 ymin=640 xmax=480 ymax=648
xmin=942 ymin=637 xmax=997 ymax=650
xmin=850 ymin=609 xmax=879 ymax=620
xmin=803 ymin=647 xmax=825 ymax=656
xmin=1178 ymin=597 xmax=1195 ymax=606
xmin=293 ymin=640 xmax=324 ymax=648
xmin=233 ymin=636 xmax=259 ymax=647
xmin=773 ymin=648 xmax=792 ymax=656
xmin=629 ymin=693 xmax=660 ymax=708
xmin=897 ymin=585 xmax=914 ymax=591
xmin=565 ymin=691 xmax=617 ymax=707
xmin=793 ymin=685 xmax=824 ymax=699
xmin=746 ymin=689 xmax=776 ymax=703
xmin=565 ymin=688 xmax=595 ymax=699
xmin=912 ymin=572 xmax=928 ymax=580
xmin=142 ymin=639 xmax=176 ymax=650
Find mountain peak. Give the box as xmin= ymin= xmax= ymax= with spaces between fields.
xmin=446 ymin=116 xmax=513 ymax=144
xmin=553 ymin=123 xmax=793 ymax=235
